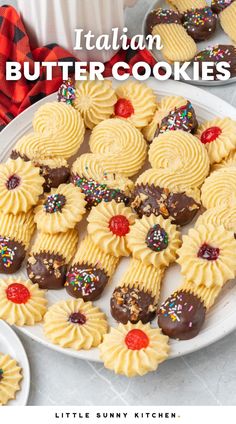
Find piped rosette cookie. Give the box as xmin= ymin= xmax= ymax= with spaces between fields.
xmin=201 ymin=168 xmax=236 ymax=209
xmin=146 ymin=8 xmax=197 ymax=62
xmin=71 ymin=153 xmax=134 ymax=210
xmin=34 ymin=183 xmax=86 ymax=234
xmin=43 ymin=299 xmax=108 ymax=350
xmin=27 ymin=229 xmax=79 ymax=290
xmin=0 ymin=278 xmax=47 ymax=326
xmin=196 ymin=117 xmax=236 ymax=164
xmin=212 ymin=0 xmax=236 ymax=42
xmin=99 ymin=322 xmax=169 ymax=377
xmin=196 ymin=206 xmax=236 ymax=236
xmin=0 ymin=211 xmax=35 ymax=274
xmin=193 ymin=45 xmax=236 ymax=80
xmin=211 ymin=149 xmax=236 ymax=172
xmin=114 ymin=81 xmax=157 ymax=130
xmin=0 ymin=158 xmax=44 ymax=214
xmin=0 ymin=353 xmax=22 ymax=406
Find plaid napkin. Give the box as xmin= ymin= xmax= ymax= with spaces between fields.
xmin=0 ymin=5 xmax=156 ymax=132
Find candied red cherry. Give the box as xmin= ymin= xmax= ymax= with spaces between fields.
xmin=114 ymin=98 xmax=134 ymax=118
xmin=109 ymin=215 xmax=130 ymax=237
xmin=6 ymin=283 xmax=30 ymax=304
xmin=125 ymin=329 xmax=149 ymax=350
xmin=69 ymin=312 xmax=86 ymax=325
xmin=197 ymin=243 xmax=220 ymax=261
xmin=201 ymin=126 xmax=222 ymax=144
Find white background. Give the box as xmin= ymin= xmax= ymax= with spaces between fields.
xmin=1 ymin=0 xmax=236 ymax=406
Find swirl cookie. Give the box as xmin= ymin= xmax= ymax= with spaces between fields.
xmin=65 ymin=235 xmax=119 ymax=301
xmin=212 ymin=0 xmax=236 ymax=42
xmin=201 ymin=168 xmax=236 ymax=208
xmin=133 ymin=169 xmax=201 ymax=226
xmin=211 ymin=149 xmax=236 ymax=171
xmin=146 ymin=9 xmax=197 ymax=62
xmin=89 ymin=118 xmax=147 ymax=177
xmin=0 ymin=211 xmax=35 ymax=274
xmin=0 ymin=354 xmax=22 ymax=406
xmin=114 ymin=81 xmax=156 ymax=129
xmin=71 ymin=154 xmax=134 ymax=209
xmin=27 ymin=229 xmax=79 ymax=290
xmin=127 ymin=215 xmax=181 ymax=268
xmin=0 ymin=158 xmax=44 ymax=214
xmin=182 ymin=8 xmax=217 ymax=42
xmin=196 ymin=117 xmax=236 ymax=164
xmin=34 ymin=183 xmax=86 ymax=234
xmin=194 ymin=45 xmax=236 ymax=80
xmin=73 ymin=79 xmax=117 ymax=129
xmin=111 ymin=259 xmax=164 ymax=324
xmin=0 ymin=278 xmax=47 ymax=326
xmin=196 ymin=206 xmax=236 ymax=235
xmin=99 ymin=322 xmax=169 ymax=377
xmin=87 ymin=200 xmax=136 ymax=257
xmin=44 ymin=299 xmax=108 ymax=350
xmin=177 ymin=224 xmax=236 ymax=287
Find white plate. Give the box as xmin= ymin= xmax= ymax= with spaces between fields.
xmin=0 ymin=78 xmax=236 ymax=363
xmin=0 ymin=320 xmax=30 ymax=405
xmin=143 ymin=0 xmax=236 ymax=86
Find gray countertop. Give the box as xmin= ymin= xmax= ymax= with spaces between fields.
xmin=2 ymin=0 xmax=236 ymax=406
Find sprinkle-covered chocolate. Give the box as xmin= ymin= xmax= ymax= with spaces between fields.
xmin=146 ymin=8 xmax=182 ymax=35
xmin=27 ymin=252 xmax=67 ymax=290
xmin=57 ymin=78 xmax=76 ymax=105
xmin=155 ymin=102 xmax=198 ymax=136
xmin=146 ymin=224 xmax=168 ymax=252
xmin=0 ymin=237 xmax=26 ymax=274
xmin=194 ymin=44 xmax=236 ymax=79
xmin=182 ymin=7 xmax=217 ymax=42
xmin=111 ymin=286 xmax=157 ymax=324
xmin=158 ymin=290 xmax=206 ymax=340
xmin=71 ymin=174 xmax=131 ymax=210
xmin=212 ymin=0 xmax=234 ymax=14
xmin=65 ymin=262 xmax=109 ymax=301
xmin=132 ymin=184 xmax=200 ymax=226
xmin=44 ymin=193 xmax=66 ymax=213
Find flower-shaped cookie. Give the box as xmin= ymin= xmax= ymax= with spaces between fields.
xmin=99 ymin=321 xmax=169 ymax=377
xmin=0 ymin=158 xmax=44 ymax=214
xmin=177 ymin=224 xmax=236 ymax=287
xmin=127 ymin=215 xmax=181 ymax=268
xmin=87 ymin=200 xmax=136 ymax=257
xmin=0 ymin=354 xmax=22 ymax=406
xmin=197 ymin=117 xmax=236 ymax=164
xmin=0 ymin=278 xmax=47 ymax=326
xmin=34 ymin=183 xmax=86 ymax=234
xmin=43 ymin=299 xmax=108 ymax=350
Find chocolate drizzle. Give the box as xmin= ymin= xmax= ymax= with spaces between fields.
xmin=27 ymin=252 xmax=67 ymax=290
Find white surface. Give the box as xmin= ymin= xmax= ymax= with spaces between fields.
xmin=0 ymin=320 xmax=30 ymax=406
xmin=1 ymin=0 xmax=236 ymax=407
xmin=1 ymin=79 xmax=236 ymax=362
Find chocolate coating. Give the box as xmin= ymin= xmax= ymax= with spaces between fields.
xmin=10 ymin=150 xmax=30 ymax=162
xmin=158 ymin=290 xmax=206 ymax=340
xmin=37 ymin=164 xmax=70 ymax=193
xmin=111 ymin=286 xmax=157 ymax=324
xmin=71 ymin=174 xmax=132 ymax=210
xmin=65 ymin=262 xmax=109 ymax=301
xmin=182 ymin=7 xmax=217 ymax=42
xmin=132 ymin=184 xmax=200 ymax=226
xmin=211 ymin=0 xmax=234 ymax=14
xmin=155 ymin=102 xmax=198 ymax=137
xmin=146 ymin=8 xmax=181 ymax=34
xmin=146 ymin=224 xmax=169 ymax=252
xmin=0 ymin=237 xmax=26 ymax=274
xmin=27 ymin=252 xmax=67 ymax=290
xmin=194 ymin=44 xmax=236 ymax=80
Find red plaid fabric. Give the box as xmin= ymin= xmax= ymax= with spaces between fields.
xmin=0 ymin=5 xmax=156 ymax=131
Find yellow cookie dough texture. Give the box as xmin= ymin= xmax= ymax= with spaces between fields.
xmin=87 ymin=200 xmax=136 ymax=257
xmin=180 ymin=281 xmax=222 ymax=310
xmin=201 ymin=168 xmax=236 ymax=209
xmin=34 ymin=183 xmax=86 ymax=234
xmin=177 ymin=224 xmax=236 ymax=288
xmin=115 ymin=81 xmax=157 ymax=129
xmin=196 ymin=205 xmax=236 ymax=234
xmin=196 ymin=118 xmax=236 ymax=164
xmin=211 ymin=149 xmax=236 ymax=172
xmin=0 ymin=158 xmax=44 ymax=215
xmin=219 ymin=1 xmax=236 ymax=43
xmin=0 ymin=278 xmax=47 ymax=326
xmin=168 ymin=0 xmax=207 ymax=13
xmin=99 ymin=322 xmax=169 ymax=377
xmin=143 ymin=95 xmax=186 ymax=142
xmin=149 ymin=130 xmax=210 ymax=189
xmin=73 ymin=79 xmax=117 ymax=129
xmin=89 ymin=118 xmax=147 ymax=177
xmin=127 ymin=215 xmax=181 ymax=268
xmin=0 ymin=211 xmax=35 ymax=248
xmin=44 ymin=299 xmax=108 ymax=350
xmin=0 ymin=353 xmax=22 ymax=406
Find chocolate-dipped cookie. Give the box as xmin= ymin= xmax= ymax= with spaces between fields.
xmin=158 ymin=290 xmax=206 ymax=340
xmin=0 ymin=237 xmax=26 ymax=274
xmin=27 ymin=252 xmax=67 ymax=290
xmin=132 ymin=184 xmax=200 ymax=226
xmin=146 ymin=8 xmax=182 ymax=35
xmin=182 ymin=7 xmax=217 ymax=42
xmin=154 ymin=101 xmax=198 ymax=137
xmin=194 ymin=44 xmax=236 ymax=79
xmin=211 ymin=0 xmax=235 ymax=14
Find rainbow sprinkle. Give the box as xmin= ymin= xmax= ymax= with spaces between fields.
xmin=0 ymin=237 xmax=16 ymax=268
xmin=66 ymin=266 xmax=100 ymax=296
